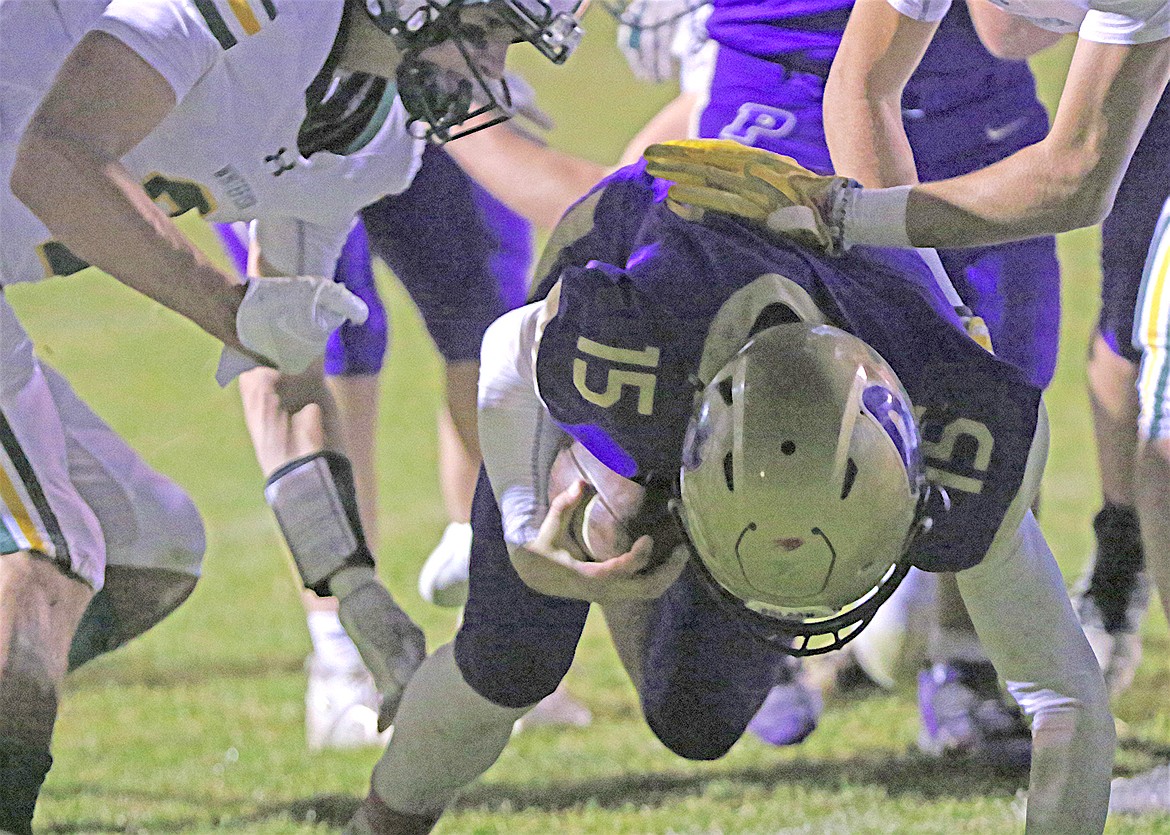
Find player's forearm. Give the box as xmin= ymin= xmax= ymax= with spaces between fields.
xmin=447 ymin=125 xmax=606 ymax=229
xmin=11 ymin=132 xmax=246 ymax=350
xmin=824 ymin=87 xmax=919 ymax=187
xmin=901 ymin=141 xmax=1103 ymax=245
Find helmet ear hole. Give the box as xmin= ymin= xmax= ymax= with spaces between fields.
xmin=841 ymin=457 xmax=858 ymax=500
xmin=723 ymin=452 xmax=735 ymax=492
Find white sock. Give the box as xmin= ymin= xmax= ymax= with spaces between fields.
xmin=307 ymin=609 xmax=363 ymax=672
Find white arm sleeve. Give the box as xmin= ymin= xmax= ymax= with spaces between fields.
xmin=478 ymin=302 xmax=567 ymax=552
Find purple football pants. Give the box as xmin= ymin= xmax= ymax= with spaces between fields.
xmin=215 ymin=144 xmax=532 ymax=376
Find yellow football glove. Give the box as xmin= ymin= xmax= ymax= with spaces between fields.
xmin=643 ymin=139 xmax=855 ymax=254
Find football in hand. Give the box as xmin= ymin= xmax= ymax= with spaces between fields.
xmin=547 ymin=441 xmax=643 ymax=562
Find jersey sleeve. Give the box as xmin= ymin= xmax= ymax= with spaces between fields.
xmin=534 ymin=261 xmax=705 ymax=482
xmin=253 ymin=217 xmax=352 ymax=278
xmin=1081 ymin=0 xmax=1170 ymax=43
xmin=91 ymin=0 xmax=264 ymax=101
xmin=885 ymin=0 xmax=954 ymax=22
xmin=531 ymin=162 xmax=668 ymax=300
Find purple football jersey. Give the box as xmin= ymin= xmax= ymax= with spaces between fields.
xmin=532 ymin=164 xmax=1041 ymax=573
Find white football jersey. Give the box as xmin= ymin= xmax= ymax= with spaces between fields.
xmin=887 ymin=0 xmax=1170 ymax=41
xmin=0 ymin=0 xmax=423 ymax=285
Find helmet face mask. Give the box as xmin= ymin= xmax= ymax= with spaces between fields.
xmin=366 ymin=0 xmax=586 ymax=142
xmin=677 ymin=322 xmax=932 ymax=656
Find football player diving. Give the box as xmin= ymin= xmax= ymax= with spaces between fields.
xmin=0 ymin=0 xmax=583 ymax=830
xmin=344 ymin=162 xmax=1113 ymax=834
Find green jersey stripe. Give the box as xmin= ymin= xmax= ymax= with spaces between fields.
xmin=193 ymin=0 xmax=239 ymax=49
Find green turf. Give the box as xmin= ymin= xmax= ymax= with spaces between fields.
xmin=7 ymin=22 xmax=1168 ymax=835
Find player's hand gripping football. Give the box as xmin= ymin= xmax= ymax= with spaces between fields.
xmin=643 ymin=139 xmax=855 ymax=254
xmin=216 ymin=275 xmax=370 ymax=385
xmin=513 ymin=479 xmax=688 ymax=605
xmin=334 ymin=574 xmax=427 ymax=731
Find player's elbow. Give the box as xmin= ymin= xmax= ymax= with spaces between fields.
xmin=1035 ymin=142 xmax=1117 ymax=232
xmin=11 ymin=120 xmax=78 ymax=216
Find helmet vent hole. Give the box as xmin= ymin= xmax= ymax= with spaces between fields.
xmin=841 ymin=457 xmax=858 ymax=500
xmin=781 ymin=440 xmax=796 ymax=456
xmin=749 ymin=303 xmax=802 ymax=337
xmin=717 ymin=378 xmax=734 ymax=406
xmin=723 ymin=452 xmax=735 ymax=491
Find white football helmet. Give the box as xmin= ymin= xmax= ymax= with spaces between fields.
xmin=676 ymin=321 xmax=931 ymax=655
xmin=368 ymin=0 xmax=586 ymax=141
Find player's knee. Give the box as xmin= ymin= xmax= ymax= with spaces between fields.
xmin=646 ymin=715 xmax=739 ymax=761
xmin=452 ymin=634 xmax=562 ymax=709
xmin=67 ymin=566 xmax=198 ymax=671
xmin=136 ymin=477 xmax=206 ymax=576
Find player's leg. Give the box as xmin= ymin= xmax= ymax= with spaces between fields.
xmin=1124 ymin=192 xmax=1170 ymax=817
xmin=611 ymin=561 xmax=785 ymax=760
xmin=311 ymin=222 xmax=396 ymax=750
xmin=0 ymin=299 xmax=103 ymax=833
xmin=1076 ymin=92 xmax=1169 ymax=698
xmin=27 ymin=363 xmax=206 ymax=672
xmin=956 ymin=409 xmax=1114 ymax=833
xmin=352 ymin=469 xmax=589 ymax=832
xmin=417 ymin=362 xmax=478 ymax=608
xmin=363 ymin=146 xmax=533 ymax=609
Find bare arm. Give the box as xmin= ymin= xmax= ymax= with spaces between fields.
xmin=445 ymin=124 xmax=607 ymax=229
xmin=906 ymin=36 xmax=1170 ymax=245
xmin=9 ymin=32 xmax=247 ymax=350
xmin=824 ymin=0 xmax=937 ymax=187
xmin=967 ymin=0 xmax=1064 ymax=60
xmin=617 ymin=91 xmax=699 ymax=167
xmin=448 ymin=92 xmax=698 ymax=229
xmin=238 ymin=250 xmax=342 ymax=477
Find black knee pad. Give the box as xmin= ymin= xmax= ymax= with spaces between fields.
xmin=68 ymin=566 xmax=197 ymax=671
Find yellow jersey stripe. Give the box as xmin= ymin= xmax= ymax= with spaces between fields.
xmin=1145 ymin=227 xmax=1170 ymax=347
xmin=227 ymin=0 xmax=262 ymax=35
xmin=0 ymin=466 xmax=47 ymax=554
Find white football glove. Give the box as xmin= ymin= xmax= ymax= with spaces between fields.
xmin=616 ymin=0 xmax=709 ymax=83
xmin=216 ymin=275 xmax=369 ymax=386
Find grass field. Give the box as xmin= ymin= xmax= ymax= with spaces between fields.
xmin=7 ymin=20 xmax=1170 ymax=835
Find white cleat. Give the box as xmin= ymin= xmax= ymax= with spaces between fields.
xmin=513 ymin=683 xmax=593 ymax=734
xmin=305 ymin=654 xmax=393 ymax=752
xmin=1110 ymin=763 xmax=1170 ymax=815
xmin=418 ymin=522 xmax=473 ymax=608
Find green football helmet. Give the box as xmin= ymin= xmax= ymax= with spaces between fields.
xmin=677 ymin=321 xmax=932 ymax=656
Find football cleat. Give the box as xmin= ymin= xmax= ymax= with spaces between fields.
xmin=1072 ymin=505 xmax=1149 ymax=698
xmin=305 ymin=653 xmax=392 ymax=752
xmin=917 ymin=661 xmax=1031 ymax=769
xmin=1109 ymin=763 xmax=1170 ymax=815
xmin=418 ymin=522 xmax=473 ymax=608
xmin=746 ymin=660 xmax=823 ymax=746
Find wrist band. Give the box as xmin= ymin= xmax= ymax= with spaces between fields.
xmin=839 ymin=184 xmax=914 ymax=249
